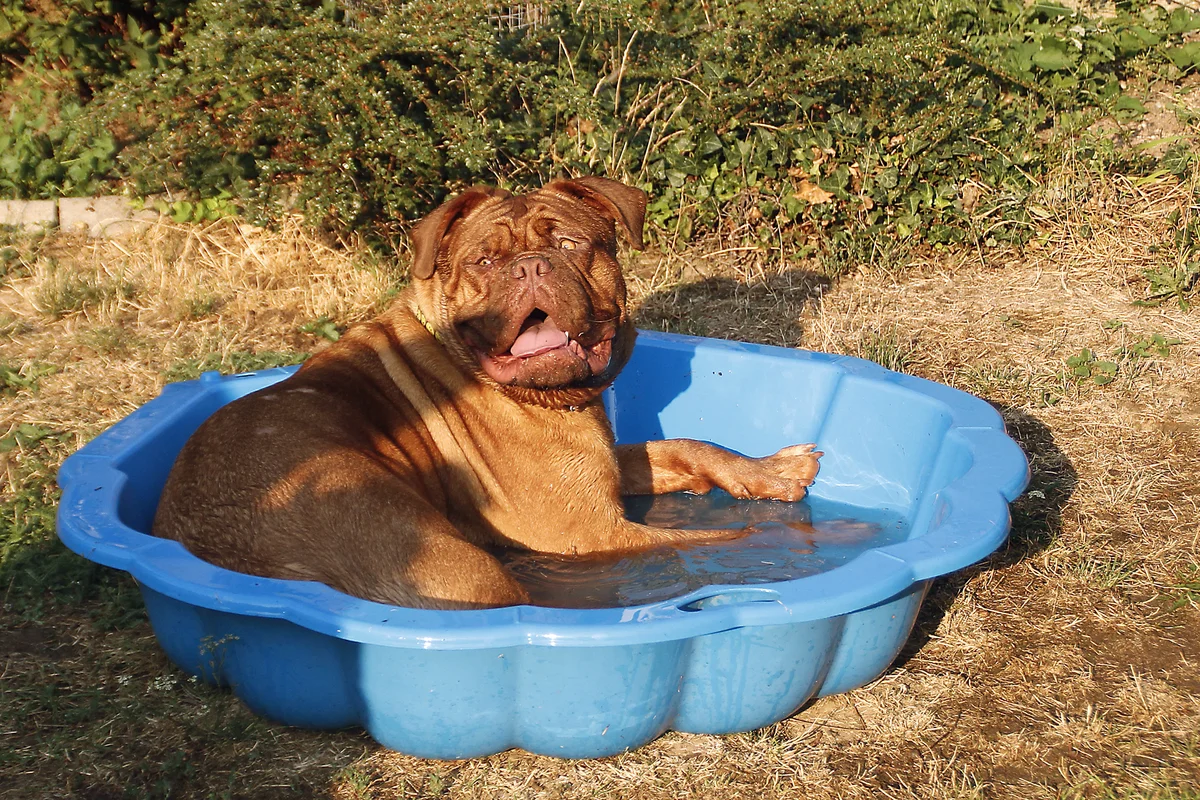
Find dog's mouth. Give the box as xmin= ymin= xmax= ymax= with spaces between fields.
xmin=472 ymin=309 xmax=615 ymax=387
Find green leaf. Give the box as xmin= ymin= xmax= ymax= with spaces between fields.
xmin=1127 ymin=25 xmax=1161 ymax=47
xmin=33 ymin=158 xmax=60 ymax=184
xmin=170 ymin=201 xmax=194 ymax=223
xmin=1010 ymin=41 xmax=1040 ymax=72
xmin=1113 ymin=95 xmax=1147 ymax=122
xmin=1168 ymin=8 xmax=1200 ymax=34
xmin=1066 ymin=348 xmax=1093 ymax=368
xmin=665 ymin=169 xmax=688 ymax=189
xmin=1031 ymin=39 xmax=1076 ymax=71
xmin=697 ymin=134 xmax=723 ymax=157
xmin=1165 ymin=42 xmax=1200 ymax=70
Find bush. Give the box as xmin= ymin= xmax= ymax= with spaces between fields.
xmin=1 ymin=0 xmax=192 ymax=197
xmin=3 ymin=0 xmax=1198 ymax=248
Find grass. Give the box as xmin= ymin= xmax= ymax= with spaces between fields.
xmin=162 ymin=350 xmax=310 ymax=383
xmin=2 ymin=96 xmax=1200 ymax=800
xmin=855 ymin=327 xmax=918 ymax=374
xmin=31 ymin=258 xmax=137 ymax=319
xmin=1167 ymin=567 xmax=1200 ymax=611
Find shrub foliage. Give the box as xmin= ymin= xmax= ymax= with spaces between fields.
xmin=2 ymin=0 xmax=1198 ymax=247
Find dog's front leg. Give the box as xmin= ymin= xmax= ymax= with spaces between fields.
xmin=616 ymin=440 xmax=821 ymax=502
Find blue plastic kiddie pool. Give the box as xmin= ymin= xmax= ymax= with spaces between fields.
xmin=57 ymin=331 xmax=1028 ymax=759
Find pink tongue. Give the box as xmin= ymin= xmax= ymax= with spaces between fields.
xmin=509 ymin=317 xmax=569 ymax=357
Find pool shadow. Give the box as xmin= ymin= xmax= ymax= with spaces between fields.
xmin=888 ymin=403 xmax=1077 ymax=671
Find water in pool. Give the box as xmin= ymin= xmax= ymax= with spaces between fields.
xmin=499 ymin=491 xmax=910 ymax=608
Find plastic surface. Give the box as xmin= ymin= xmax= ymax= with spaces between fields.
xmin=57 ymin=330 xmax=1029 ymax=758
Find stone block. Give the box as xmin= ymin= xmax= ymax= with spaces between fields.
xmin=58 ymin=195 xmax=160 ymax=238
xmin=0 ymin=199 xmax=58 ymax=232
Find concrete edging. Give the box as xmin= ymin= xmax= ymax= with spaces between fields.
xmin=1 ymin=195 xmax=160 ymax=239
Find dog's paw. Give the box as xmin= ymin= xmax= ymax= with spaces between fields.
xmin=722 ymin=443 xmax=823 ymax=502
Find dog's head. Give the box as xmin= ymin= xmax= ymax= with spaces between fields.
xmin=408 ymin=177 xmax=646 ymax=407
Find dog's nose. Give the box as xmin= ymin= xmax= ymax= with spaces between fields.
xmin=510 ymin=255 xmax=553 ymax=280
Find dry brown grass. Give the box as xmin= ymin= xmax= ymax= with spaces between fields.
xmin=1 ymin=216 xmax=394 ymax=438
xmin=2 ymin=171 xmax=1199 ymax=799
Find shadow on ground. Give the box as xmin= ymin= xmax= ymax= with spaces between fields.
xmin=633 ymin=270 xmax=832 ymax=347
xmin=892 ymin=404 xmax=1078 ymax=669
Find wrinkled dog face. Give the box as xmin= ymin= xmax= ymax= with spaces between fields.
xmin=410 ymin=178 xmax=646 ymax=395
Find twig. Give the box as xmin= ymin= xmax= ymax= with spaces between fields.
xmin=703 ymin=246 xmax=762 ymax=257
xmin=674 ymin=76 xmax=712 ymax=102
xmin=638 ymin=118 xmax=658 ymax=176
xmin=613 ymin=30 xmax=639 ymax=116
xmin=557 ymin=36 xmax=577 ymax=86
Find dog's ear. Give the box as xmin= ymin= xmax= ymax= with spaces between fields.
xmin=409 ymin=187 xmax=510 ymax=279
xmin=546 ymin=176 xmax=647 ymax=251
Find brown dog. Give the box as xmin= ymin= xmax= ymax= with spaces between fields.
xmin=153 ymin=177 xmax=821 ymax=609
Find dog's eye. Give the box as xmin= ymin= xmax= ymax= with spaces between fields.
xmin=558 ymin=239 xmax=578 ymax=251
xmin=477 ymin=256 xmax=494 ymax=267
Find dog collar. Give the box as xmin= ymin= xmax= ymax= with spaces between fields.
xmin=412 ymin=305 xmax=439 ymax=341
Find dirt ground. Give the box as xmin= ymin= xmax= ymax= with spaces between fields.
xmin=1 ymin=171 xmax=1198 ymax=798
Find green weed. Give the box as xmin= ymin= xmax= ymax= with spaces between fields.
xmin=857 ymin=328 xmax=916 ymax=373
xmin=1160 ymin=143 xmax=1195 ymax=180
xmin=1 ymin=244 xmax=23 ymax=280
xmin=1137 ymin=208 xmax=1200 ymax=311
xmin=334 ymin=766 xmax=374 ymax=800
xmin=1166 ymin=566 xmax=1200 ymax=611
xmin=0 ymin=360 xmax=58 ymax=395
xmin=818 ymin=226 xmax=914 ymax=277
xmin=1065 ymin=348 xmax=1118 ymax=386
xmin=1124 ymin=333 xmax=1182 ymax=360
xmin=1071 ymin=554 xmax=1140 ymax=590
xmin=147 ymin=193 xmax=240 ymax=224
xmin=78 ymin=325 xmax=139 ymax=357
xmin=183 ymin=295 xmax=220 ymax=320
xmin=299 ymin=315 xmax=343 ymax=342
xmin=956 ymin=363 xmax=1069 ymax=408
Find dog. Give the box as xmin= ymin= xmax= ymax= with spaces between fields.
xmin=153 ymin=177 xmax=822 ymax=609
